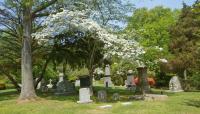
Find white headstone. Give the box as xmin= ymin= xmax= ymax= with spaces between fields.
xmin=77 ymin=88 xmax=93 ymax=103
xmin=58 ymin=73 xmax=64 ymax=82
xmin=169 ymin=76 xmax=183 ymax=92
xmin=75 ymin=80 xmax=80 ymax=87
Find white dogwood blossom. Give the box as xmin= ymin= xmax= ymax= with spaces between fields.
xmin=32 ymin=9 xmax=144 ymax=60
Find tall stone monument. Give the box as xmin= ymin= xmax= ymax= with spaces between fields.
xmin=126 ymin=70 xmax=136 ymax=91
xmin=104 ymin=64 xmax=112 ymax=87
xmin=136 ymin=67 xmax=150 ymax=94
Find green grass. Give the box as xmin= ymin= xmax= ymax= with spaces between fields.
xmin=0 ymin=87 xmax=200 ymax=114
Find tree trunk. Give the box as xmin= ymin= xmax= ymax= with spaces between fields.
xmin=19 ymin=1 xmax=37 ymax=100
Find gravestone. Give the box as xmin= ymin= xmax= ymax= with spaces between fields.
xmin=75 ymin=80 xmax=80 ymax=87
xmin=40 ymin=79 xmax=48 ymax=92
xmin=121 ymin=102 xmax=132 ymax=106
xmin=169 ymin=76 xmax=183 ymax=92
xmin=104 ymin=64 xmax=112 ymax=87
xmin=126 ymin=70 xmax=134 ymax=86
xmin=35 ymin=78 xmax=41 ymax=90
xmin=97 ymin=90 xmax=107 ymax=102
xmin=112 ymin=93 xmax=120 ymax=101
xmin=77 ymin=88 xmax=93 ymax=103
xmin=47 ymin=79 xmax=53 ymax=89
xmin=99 ymin=105 xmax=112 ymax=109
xmin=55 ymin=73 xmax=75 ymax=95
xmin=126 ymin=70 xmax=136 ymax=91
xmin=136 ymin=67 xmax=150 ymax=94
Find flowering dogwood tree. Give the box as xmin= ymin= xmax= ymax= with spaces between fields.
xmin=33 ymin=9 xmax=144 ymax=65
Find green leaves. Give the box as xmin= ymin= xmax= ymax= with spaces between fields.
xmin=126 ymin=6 xmax=179 ymax=70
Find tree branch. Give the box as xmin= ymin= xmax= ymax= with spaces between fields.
xmin=32 ymin=0 xmax=58 ymax=16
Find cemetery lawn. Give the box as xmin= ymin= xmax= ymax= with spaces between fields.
xmin=0 ymin=87 xmax=200 ymax=114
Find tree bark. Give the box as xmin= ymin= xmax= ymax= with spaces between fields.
xmin=19 ymin=1 xmax=37 ymax=100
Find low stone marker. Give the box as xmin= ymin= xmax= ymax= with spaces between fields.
xmin=144 ymin=94 xmax=168 ymax=101
xmin=99 ymin=105 xmax=112 ymax=109
xmin=75 ymin=80 xmax=80 ymax=87
xmin=121 ymin=102 xmax=132 ymax=106
xmin=112 ymin=93 xmax=120 ymax=101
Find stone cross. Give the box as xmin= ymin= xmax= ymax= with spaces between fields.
xmin=47 ymin=79 xmax=53 ymax=89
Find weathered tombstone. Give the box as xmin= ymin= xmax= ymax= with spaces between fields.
xmin=75 ymin=80 xmax=80 ymax=87
xmin=77 ymin=88 xmax=93 ymax=103
xmin=136 ymin=67 xmax=150 ymax=94
xmin=169 ymin=76 xmax=183 ymax=92
xmin=127 ymin=70 xmax=134 ymax=86
xmin=112 ymin=93 xmax=120 ymax=101
xmin=126 ymin=70 xmax=136 ymax=91
xmin=104 ymin=64 xmax=112 ymax=87
xmin=55 ymin=73 xmax=75 ymax=95
xmin=40 ymin=79 xmax=48 ymax=92
xmin=97 ymin=90 xmax=107 ymax=102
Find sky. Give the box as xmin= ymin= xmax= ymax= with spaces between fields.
xmin=0 ymin=0 xmax=197 ymax=9
xmin=132 ymin=0 xmax=197 ymax=9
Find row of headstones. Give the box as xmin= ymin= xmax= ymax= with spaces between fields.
xmin=77 ymin=89 xmax=120 ymax=103
xmin=36 ymin=73 xmax=76 ymax=95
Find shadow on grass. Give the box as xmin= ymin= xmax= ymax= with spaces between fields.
xmin=184 ymin=99 xmax=200 ymax=108
xmin=0 ymin=89 xmax=18 ymax=101
xmin=37 ymin=89 xmax=79 ymax=102
xmin=0 ymin=87 xmax=176 ymax=103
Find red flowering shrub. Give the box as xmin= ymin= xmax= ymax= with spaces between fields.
xmin=133 ymin=77 xmax=155 ymax=86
